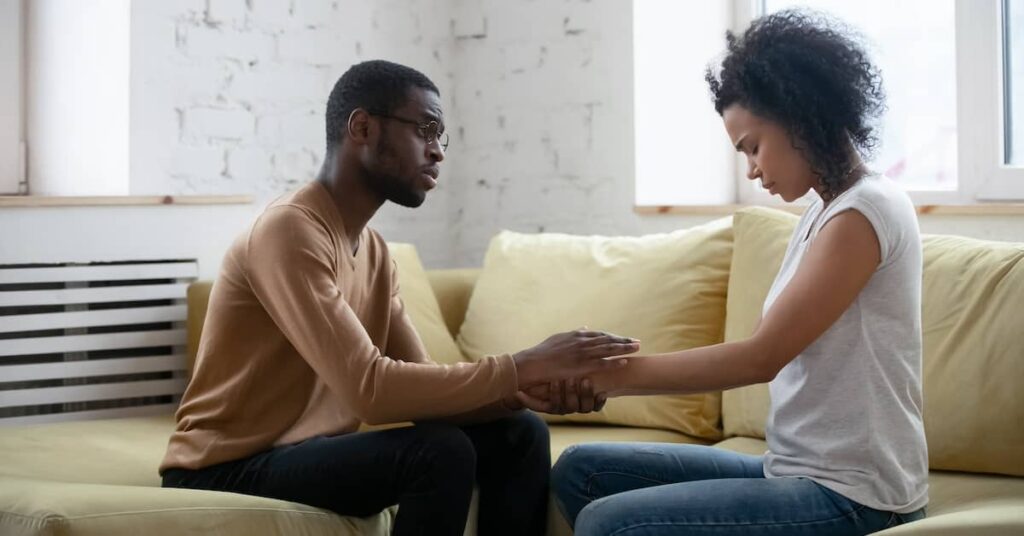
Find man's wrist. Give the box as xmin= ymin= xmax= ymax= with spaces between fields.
xmin=512 ymin=352 xmax=539 ymax=388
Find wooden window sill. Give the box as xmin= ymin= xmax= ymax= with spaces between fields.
xmin=0 ymin=195 xmax=253 ymax=207
xmin=635 ymin=204 xmax=1024 ymax=216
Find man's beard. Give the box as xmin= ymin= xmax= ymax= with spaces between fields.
xmin=364 ymin=135 xmax=426 ymax=208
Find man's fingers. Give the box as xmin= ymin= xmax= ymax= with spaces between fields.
xmin=595 ymin=392 xmax=608 ymax=412
xmin=514 ymin=391 xmax=552 ymax=413
xmin=564 ymin=378 xmax=580 ymax=413
xmin=579 ymin=378 xmax=595 ymax=413
xmin=584 ymin=341 xmax=640 ymax=358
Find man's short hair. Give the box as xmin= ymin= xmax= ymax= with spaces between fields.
xmin=325 ymin=60 xmax=439 ymax=152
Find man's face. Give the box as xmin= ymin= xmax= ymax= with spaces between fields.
xmin=723 ymin=104 xmax=818 ymax=202
xmin=363 ymin=87 xmax=445 ymax=208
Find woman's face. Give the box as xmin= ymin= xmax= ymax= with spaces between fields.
xmin=722 ymin=104 xmax=821 ymax=202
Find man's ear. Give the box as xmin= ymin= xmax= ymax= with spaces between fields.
xmin=347 ymin=108 xmax=372 ymax=144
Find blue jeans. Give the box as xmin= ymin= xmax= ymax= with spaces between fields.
xmin=552 ymin=442 xmax=926 ymax=536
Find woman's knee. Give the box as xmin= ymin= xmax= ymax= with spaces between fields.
xmin=552 ymin=443 xmax=603 ymax=492
xmin=574 ymin=494 xmax=633 ymax=536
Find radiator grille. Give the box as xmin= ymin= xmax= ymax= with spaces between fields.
xmin=0 ymin=260 xmax=196 ymax=426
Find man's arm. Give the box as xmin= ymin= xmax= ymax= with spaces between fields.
xmin=249 ymin=207 xmax=636 ymax=425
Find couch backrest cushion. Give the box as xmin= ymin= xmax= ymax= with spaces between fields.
xmin=721 ymin=207 xmax=797 ymax=439
xmin=387 ymin=243 xmax=467 ymax=364
xmin=456 ymin=218 xmax=734 ymax=439
xmin=185 ymin=243 xmax=465 ymax=375
xmin=426 ymin=268 xmax=482 ymax=338
xmin=919 ymin=234 xmax=1024 ymax=476
xmin=722 ymin=206 xmax=1024 ymax=477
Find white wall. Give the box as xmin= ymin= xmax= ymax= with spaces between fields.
xmin=3 ymin=0 xmax=1021 ymax=275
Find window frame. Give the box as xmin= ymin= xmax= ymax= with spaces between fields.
xmin=731 ymin=0 xmax=1024 ymax=205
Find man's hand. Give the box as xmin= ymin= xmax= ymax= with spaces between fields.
xmin=512 ymin=329 xmax=638 ymax=389
xmin=513 ymin=378 xmax=608 ymax=415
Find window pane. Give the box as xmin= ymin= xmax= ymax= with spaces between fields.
xmin=763 ymin=0 xmax=958 ymax=190
xmin=1006 ymin=0 xmax=1024 ymax=165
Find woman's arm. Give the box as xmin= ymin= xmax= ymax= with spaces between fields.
xmin=591 ymin=209 xmax=882 ymax=396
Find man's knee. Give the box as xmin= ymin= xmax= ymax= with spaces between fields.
xmin=412 ymin=423 xmax=477 ymax=480
xmin=506 ymin=410 xmax=551 ymax=453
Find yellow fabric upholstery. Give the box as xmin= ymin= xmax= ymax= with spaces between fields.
xmin=720 ymin=207 xmax=798 ymax=439
xmin=426 ymin=268 xmax=481 ymax=339
xmin=456 ymin=220 xmax=734 ymax=439
xmin=387 ymin=243 xmax=465 ymax=364
xmin=185 ymin=281 xmax=212 ymax=376
xmin=0 ymin=416 xmax=393 ymax=536
xmin=714 ymin=437 xmax=1024 ymax=536
xmin=918 ymin=235 xmax=1024 ymax=476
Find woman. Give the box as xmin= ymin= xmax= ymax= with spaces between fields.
xmin=550 ymin=10 xmax=928 ymax=535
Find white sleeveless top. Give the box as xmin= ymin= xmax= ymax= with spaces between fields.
xmin=762 ymin=174 xmax=929 ymax=513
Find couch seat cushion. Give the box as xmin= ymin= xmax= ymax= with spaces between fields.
xmin=0 ymin=415 xmax=391 ymax=536
xmin=713 ymin=437 xmax=1024 ymax=535
xmin=0 ymin=477 xmax=392 ymax=536
xmin=457 ymin=219 xmax=734 ymax=439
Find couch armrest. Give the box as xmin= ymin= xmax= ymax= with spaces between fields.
xmin=426 ymin=269 xmax=480 ymax=338
xmin=186 ymin=281 xmax=214 ymax=377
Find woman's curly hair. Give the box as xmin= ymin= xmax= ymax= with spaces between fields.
xmin=705 ymin=9 xmax=886 ymax=200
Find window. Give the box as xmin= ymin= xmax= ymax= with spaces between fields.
xmin=0 ymin=0 xmax=24 ymax=194
xmin=762 ymin=0 xmax=957 ymax=193
xmin=634 ymin=0 xmax=1024 ymax=206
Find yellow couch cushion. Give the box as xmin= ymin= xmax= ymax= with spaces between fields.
xmin=720 ymin=207 xmax=798 ymax=439
xmin=0 ymin=416 xmax=392 ymax=536
xmin=426 ymin=268 xmax=482 ymax=338
xmin=387 ymin=243 xmax=465 ymax=364
xmin=721 ymin=206 xmax=1024 ymax=477
xmin=457 ymin=219 xmax=734 ymax=439
xmin=713 ymin=437 xmax=1024 ymax=536
xmin=0 ymin=478 xmax=392 ymax=536
xmin=919 ymin=235 xmax=1024 ymax=476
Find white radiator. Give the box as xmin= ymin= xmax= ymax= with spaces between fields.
xmin=0 ymin=260 xmax=197 ymax=426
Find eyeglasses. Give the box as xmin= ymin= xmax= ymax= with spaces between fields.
xmin=369 ymin=112 xmax=449 ymax=151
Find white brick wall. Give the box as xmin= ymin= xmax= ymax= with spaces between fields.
xmin=129 ymin=0 xmax=460 ymax=266
xmin=129 ymin=0 xmax=717 ymax=269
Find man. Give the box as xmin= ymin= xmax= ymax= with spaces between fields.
xmin=160 ymin=60 xmax=637 ymax=535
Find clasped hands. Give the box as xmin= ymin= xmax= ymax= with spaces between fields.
xmin=508 ymin=328 xmax=640 ymax=415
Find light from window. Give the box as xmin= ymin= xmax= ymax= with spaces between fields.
xmin=763 ymin=0 xmax=958 ymax=191
xmin=1005 ymin=0 xmax=1024 ymax=165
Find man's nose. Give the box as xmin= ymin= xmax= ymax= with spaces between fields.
xmin=428 ymin=140 xmax=444 ymax=163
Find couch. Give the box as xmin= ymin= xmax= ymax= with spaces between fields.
xmin=1 ymin=206 xmax=1022 ymax=535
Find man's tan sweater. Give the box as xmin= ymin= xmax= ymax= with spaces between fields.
xmin=160 ymin=182 xmax=517 ymax=473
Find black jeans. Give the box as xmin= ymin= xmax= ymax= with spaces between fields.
xmin=162 ymin=411 xmax=551 ymax=536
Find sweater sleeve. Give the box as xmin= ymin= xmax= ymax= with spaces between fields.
xmin=244 ymin=206 xmax=517 ymax=424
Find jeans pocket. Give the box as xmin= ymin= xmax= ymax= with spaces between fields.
xmin=885 ymin=513 xmax=901 ymax=528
